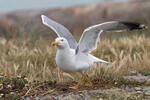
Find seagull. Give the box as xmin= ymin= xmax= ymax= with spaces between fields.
xmin=41 ymin=15 xmax=146 ymax=89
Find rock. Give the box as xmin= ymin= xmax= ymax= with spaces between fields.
xmin=136 ymin=91 xmax=143 ymax=94
xmin=98 ymin=98 xmax=104 ymax=100
xmin=124 ymin=73 xmax=150 ymax=84
xmin=135 ymin=87 xmax=143 ymax=91
xmin=24 ymin=97 xmax=32 ymax=100
xmin=125 ymin=85 xmax=134 ymax=92
xmin=34 ymin=96 xmax=42 ymax=100
xmin=145 ymin=91 xmax=150 ymax=96
xmin=130 ymin=70 xmax=138 ymax=75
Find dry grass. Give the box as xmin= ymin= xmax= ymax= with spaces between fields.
xmin=90 ymin=34 xmax=150 ymax=83
xmin=0 ymin=30 xmax=150 ymax=99
xmin=0 ymin=32 xmax=150 ymax=85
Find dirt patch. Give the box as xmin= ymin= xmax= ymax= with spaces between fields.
xmin=33 ymin=86 xmax=150 ymax=100
xmin=24 ymin=81 xmax=113 ymax=98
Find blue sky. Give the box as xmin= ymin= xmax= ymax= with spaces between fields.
xmin=0 ymin=0 xmax=128 ymax=12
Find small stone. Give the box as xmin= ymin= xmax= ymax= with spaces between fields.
xmin=136 ymin=91 xmax=143 ymax=94
xmin=35 ymin=97 xmax=41 ymax=100
xmin=135 ymin=87 xmax=142 ymax=91
xmin=10 ymin=92 xmax=15 ymax=95
xmin=7 ymin=84 xmax=12 ymax=88
xmin=17 ymin=75 xmax=22 ymax=78
xmin=145 ymin=91 xmax=150 ymax=96
xmin=125 ymin=86 xmax=134 ymax=92
xmin=0 ymin=75 xmax=3 ymax=78
xmin=98 ymin=98 xmax=104 ymax=100
xmin=114 ymin=82 xmax=118 ymax=85
xmin=24 ymin=97 xmax=32 ymax=100
xmin=130 ymin=70 xmax=137 ymax=75
xmin=0 ymin=83 xmax=2 ymax=86
xmin=0 ymin=94 xmax=4 ymax=98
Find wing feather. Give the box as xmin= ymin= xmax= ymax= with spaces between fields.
xmin=41 ymin=15 xmax=77 ymax=49
xmin=77 ymin=21 xmax=146 ymax=54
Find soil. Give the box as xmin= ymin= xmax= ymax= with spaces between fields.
xmin=24 ymin=81 xmax=113 ymax=97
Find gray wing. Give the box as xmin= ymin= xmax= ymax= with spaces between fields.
xmin=77 ymin=21 xmax=146 ymax=54
xmin=41 ymin=15 xmax=77 ymax=49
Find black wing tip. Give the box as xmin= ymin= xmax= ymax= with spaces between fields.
xmin=139 ymin=24 xmax=147 ymax=29
xmin=120 ymin=22 xmax=147 ymax=30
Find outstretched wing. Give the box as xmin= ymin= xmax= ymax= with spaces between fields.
xmin=77 ymin=21 xmax=146 ymax=54
xmin=41 ymin=15 xmax=77 ymax=49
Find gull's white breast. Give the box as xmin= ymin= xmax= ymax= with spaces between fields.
xmin=56 ymin=49 xmax=77 ymax=73
xmin=56 ymin=49 xmax=94 ymax=73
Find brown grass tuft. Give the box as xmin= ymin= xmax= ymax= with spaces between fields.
xmin=0 ymin=33 xmax=150 ymax=84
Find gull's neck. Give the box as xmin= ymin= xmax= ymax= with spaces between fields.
xmin=57 ymin=44 xmax=70 ymax=50
xmin=57 ymin=46 xmax=74 ymax=58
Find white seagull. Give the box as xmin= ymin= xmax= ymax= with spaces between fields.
xmin=41 ymin=15 xmax=146 ymax=89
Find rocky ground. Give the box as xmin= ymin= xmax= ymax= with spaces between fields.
xmin=22 ymin=86 xmax=150 ymax=100
xmin=20 ymin=70 xmax=150 ymax=100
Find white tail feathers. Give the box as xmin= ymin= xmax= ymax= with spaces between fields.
xmin=89 ymin=54 xmax=111 ymax=64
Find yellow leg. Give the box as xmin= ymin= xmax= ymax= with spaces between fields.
xmin=69 ymin=73 xmax=86 ymax=89
xmin=84 ymin=74 xmax=93 ymax=87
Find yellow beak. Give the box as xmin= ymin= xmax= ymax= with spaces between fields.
xmin=51 ymin=41 xmax=59 ymax=46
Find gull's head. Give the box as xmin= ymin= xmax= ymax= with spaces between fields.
xmin=51 ymin=37 xmax=69 ymax=49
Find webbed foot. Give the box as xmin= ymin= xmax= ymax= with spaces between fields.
xmin=85 ymin=81 xmax=93 ymax=87
xmin=69 ymin=85 xmax=78 ymax=89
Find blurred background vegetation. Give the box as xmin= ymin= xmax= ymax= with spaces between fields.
xmin=0 ymin=0 xmax=149 ymax=40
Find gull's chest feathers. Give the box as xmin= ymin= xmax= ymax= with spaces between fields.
xmin=56 ymin=49 xmax=76 ymax=72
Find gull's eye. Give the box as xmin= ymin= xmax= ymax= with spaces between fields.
xmin=61 ymin=39 xmax=64 ymax=42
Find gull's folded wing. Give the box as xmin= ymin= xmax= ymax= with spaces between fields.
xmin=77 ymin=21 xmax=146 ymax=54
xmin=41 ymin=15 xmax=77 ymax=49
